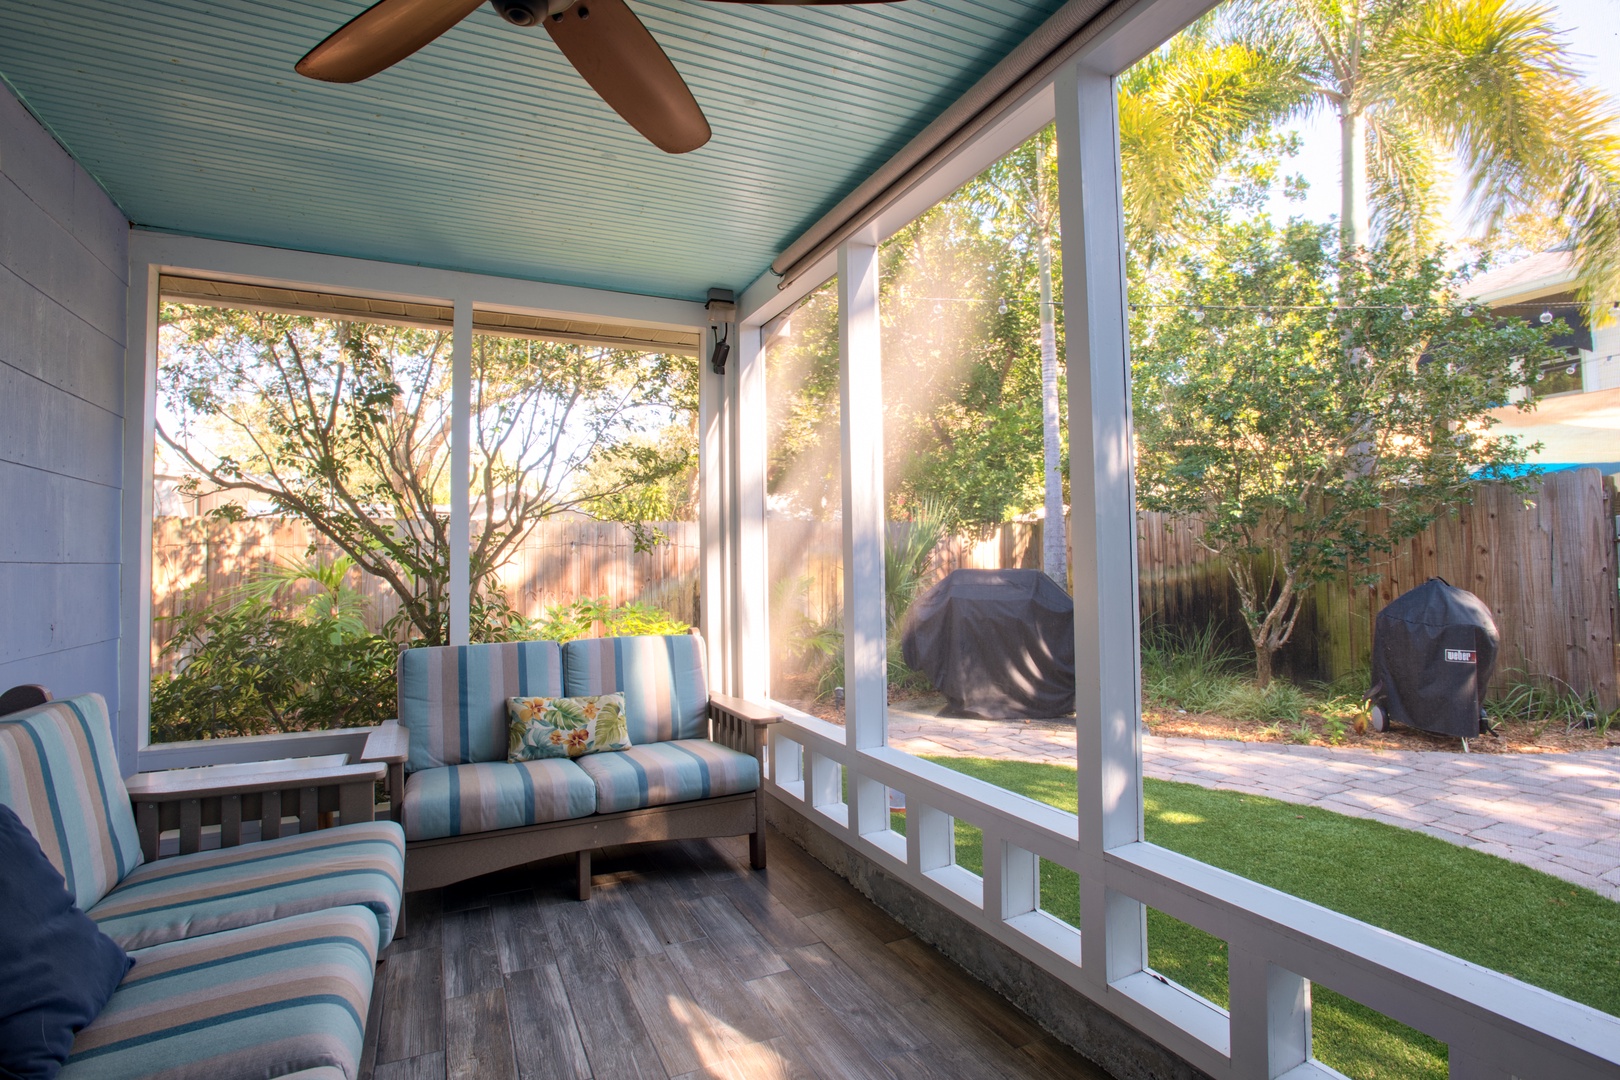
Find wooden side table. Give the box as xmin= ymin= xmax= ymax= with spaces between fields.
xmin=125 ymin=755 xmax=386 ymax=862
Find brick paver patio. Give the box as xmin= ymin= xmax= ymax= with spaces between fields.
xmin=888 ymin=709 xmax=1620 ymax=901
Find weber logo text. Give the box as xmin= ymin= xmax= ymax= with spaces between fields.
xmin=1444 ymin=649 xmax=1477 ymax=664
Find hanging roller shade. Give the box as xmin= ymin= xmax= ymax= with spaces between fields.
xmin=770 ymin=0 xmax=1133 ymax=289
xmin=158 ymin=275 xmax=701 ymax=355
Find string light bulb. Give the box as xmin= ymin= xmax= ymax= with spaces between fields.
xmin=1325 ymin=309 xmax=1337 ymax=326
xmin=1540 ymin=309 xmax=1554 ymax=324
xmin=1401 ymin=305 xmax=1414 ymax=322
xmin=1192 ymin=307 xmax=1205 ymax=322
xmin=997 ymin=297 xmax=1008 ymax=315
xmin=1462 ymin=305 xmax=1473 ymax=317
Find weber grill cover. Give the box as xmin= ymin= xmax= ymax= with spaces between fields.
xmin=901 ymin=569 xmax=1075 ymax=719
xmin=1371 ymin=578 xmax=1499 ymax=738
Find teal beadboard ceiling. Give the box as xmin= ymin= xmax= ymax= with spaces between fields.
xmin=0 ymin=0 xmax=1065 ymax=300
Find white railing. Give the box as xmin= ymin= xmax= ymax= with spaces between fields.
xmin=765 ymin=711 xmax=1620 ymax=1080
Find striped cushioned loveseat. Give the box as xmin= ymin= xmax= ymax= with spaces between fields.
xmin=369 ymin=633 xmax=780 ymax=900
xmin=0 ymin=693 xmax=405 ymax=1079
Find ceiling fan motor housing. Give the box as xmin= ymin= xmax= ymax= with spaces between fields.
xmin=491 ymin=0 xmax=573 ymax=25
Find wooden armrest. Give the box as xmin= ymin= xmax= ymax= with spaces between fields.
xmin=127 ymin=756 xmax=386 ymax=861
xmin=126 ymin=759 xmax=385 ymax=802
xmin=709 ymin=694 xmax=783 ymax=726
xmin=363 ymin=719 xmax=410 ymax=765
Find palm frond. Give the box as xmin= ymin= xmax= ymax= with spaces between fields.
xmin=1364 ymin=111 xmax=1446 ymax=257
xmin=1368 ymin=0 xmax=1620 ymax=297
xmin=1121 ymin=33 xmax=1316 ymax=251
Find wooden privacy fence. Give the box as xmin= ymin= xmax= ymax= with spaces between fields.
xmin=154 ymin=468 xmax=1618 ymax=706
xmin=1137 ymin=468 xmax=1620 ymax=709
xmin=150 ymin=517 xmax=703 ymax=672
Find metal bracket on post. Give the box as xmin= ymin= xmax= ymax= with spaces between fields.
xmin=707 ymin=288 xmax=736 ymax=374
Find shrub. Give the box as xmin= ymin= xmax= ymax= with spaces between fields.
xmin=150 ymin=598 xmax=396 ymax=741
xmin=528 ymin=597 xmax=690 ymax=643
xmin=1140 ymin=621 xmax=1246 ymax=713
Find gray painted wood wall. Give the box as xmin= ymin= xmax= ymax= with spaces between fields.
xmin=0 ymin=83 xmax=128 ymax=741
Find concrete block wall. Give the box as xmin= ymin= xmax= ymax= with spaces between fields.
xmin=0 ymin=84 xmax=128 ymax=733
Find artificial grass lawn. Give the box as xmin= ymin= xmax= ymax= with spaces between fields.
xmin=915 ymin=756 xmax=1620 ymax=1080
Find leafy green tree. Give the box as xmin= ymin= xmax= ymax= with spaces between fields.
xmin=1228 ymin=0 xmax=1620 ymax=296
xmin=1132 ymin=220 xmax=1560 ymax=685
xmin=150 ymin=571 xmax=396 ymax=741
xmin=879 ymin=194 xmax=1049 ymax=529
xmin=158 ymin=306 xmax=693 ymax=644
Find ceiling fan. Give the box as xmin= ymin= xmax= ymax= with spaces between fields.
xmin=296 ymin=0 xmax=898 ymax=155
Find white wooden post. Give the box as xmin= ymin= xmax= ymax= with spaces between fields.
xmin=1054 ymin=58 xmax=1146 ymax=985
xmin=853 ymin=775 xmax=890 ymax=838
xmin=913 ymin=803 xmax=954 ymax=874
xmin=734 ymin=322 xmax=768 ymax=701
xmin=1230 ymin=948 xmax=1312 ymax=1078
xmin=1000 ymin=841 xmax=1040 ymax=922
xmin=449 ymin=300 xmax=472 ymax=646
xmin=837 ymin=240 xmax=887 ymax=753
xmin=699 ymin=324 xmax=730 ymax=691
xmin=119 ymin=260 xmax=161 ymax=772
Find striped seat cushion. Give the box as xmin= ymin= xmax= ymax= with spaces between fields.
xmin=576 ymin=740 xmax=758 ymax=815
xmin=562 ymin=634 xmax=709 ymax=744
xmin=0 ymin=694 xmax=143 ymax=911
xmin=61 ymin=905 xmax=379 ymax=1080
xmin=402 ymin=758 xmax=596 ymax=841
xmin=89 ymin=821 xmax=405 ymax=953
xmin=399 ymin=640 xmax=564 ymax=772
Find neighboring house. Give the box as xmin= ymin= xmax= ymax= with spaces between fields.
xmin=1465 ymin=250 xmax=1620 ymax=472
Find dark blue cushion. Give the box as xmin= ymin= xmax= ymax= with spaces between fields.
xmin=0 ymin=802 xmax=132 ymax=1079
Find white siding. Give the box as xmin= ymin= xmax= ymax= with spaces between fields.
xmin=0 ymin=83 xmax=128 ymax=751
xmin=1584 ymin=320 xmax=1620 ymax=392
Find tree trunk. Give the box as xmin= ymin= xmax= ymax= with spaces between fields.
xmin=1340 ymin=106 xmax=1369 ymax=253
xmin=1036 ymin=136 xmax=1066 ymax=587
xmin=1255 ymin=641 xmax=1275 ymax=690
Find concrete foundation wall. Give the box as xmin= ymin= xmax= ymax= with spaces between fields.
xmin=0 ymin=84 xmax=128 ymax=736
xmin=767 ymin=795 xmax=1217 ymax=1080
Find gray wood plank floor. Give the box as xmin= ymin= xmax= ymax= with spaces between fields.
xmin=364 ymin=827 xmax=1113 ymax=1080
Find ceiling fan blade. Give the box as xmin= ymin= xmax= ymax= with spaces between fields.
xmin=702 ymin=0 xmax=905 ymax=5
xmin=544 ymin=0 xmax=711 ymax=154
xmin=297 ymin=0 xmax=487 ymax=82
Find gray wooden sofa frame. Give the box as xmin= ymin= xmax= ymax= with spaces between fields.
xmin=363 ymin=693 xmax=780 ymax=906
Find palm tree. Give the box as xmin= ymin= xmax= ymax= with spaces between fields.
xmin=1228 ymin=0 xmax=1620 ymax=297
xmin=1119 ymin=25 xmax=1311 ymax=257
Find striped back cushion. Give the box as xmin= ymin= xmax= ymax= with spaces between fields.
xmin=562 ymin=634 xmax=709 ymax=744
xmin=398 ymin=641 xmax=564 ymax=772
xmin=0 ymin=693 xmax=142 ymax=911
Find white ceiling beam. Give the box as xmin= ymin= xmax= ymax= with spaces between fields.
xmin=130 ymin=230 xmax=708 ymax=332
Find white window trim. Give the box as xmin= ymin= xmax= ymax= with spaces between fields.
xmin=121 ymin=231 xmax=708 ymax=771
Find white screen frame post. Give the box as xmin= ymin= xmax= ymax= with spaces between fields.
xmin=449 ymin=300 xmax=473 ymax=647
xmin=733 ymin=321 xmax=769 ymax=702
xmin=699 ymin=323 xmax=731 ymax=693
xmin=1054 ymin=56 xmax=1147 ymax=989
xmin=837 ymin=239 xmax=889 ymax=837
xmin=1056 ymin=17 xmax=1313 ymax=1069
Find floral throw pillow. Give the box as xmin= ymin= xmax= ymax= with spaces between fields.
xmin=507 ymin=693 xmax=631 ymax=761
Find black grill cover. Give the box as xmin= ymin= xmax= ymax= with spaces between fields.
xmin=900 ymin=568 xmax=1075 ymax=719
xmin=1371 ymin=578 xmax=1499 ymax=738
